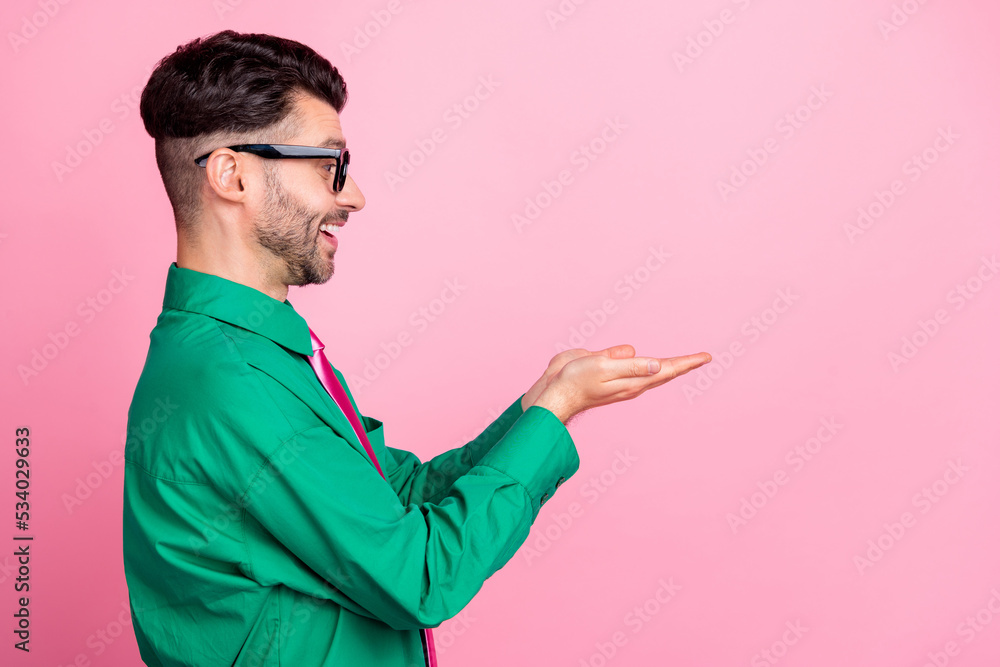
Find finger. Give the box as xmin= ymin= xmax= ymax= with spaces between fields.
xmin=602 ymin=355 xmax=671 ymax=379
xmin=620 ymin=353 xmax=710 ymax=377
xmin=594 ymin=344 xmax=636 ymax=359
xmin=603 ymin=353 xmax=712 ymax=389
xmin=549 ymin=349 xmax=588 ymax=368
xmin=656 ymin=353 xmax=712 ymax=377
xmin=552 ymin=348 xmax=594 ymax=367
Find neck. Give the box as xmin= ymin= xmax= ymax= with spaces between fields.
xmin=176 ymin=225 xmax=289 ymax=302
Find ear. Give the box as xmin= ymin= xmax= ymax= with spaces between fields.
xmin=202 ymin=149 xmax=252 ymax=204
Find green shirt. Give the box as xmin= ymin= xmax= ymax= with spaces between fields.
xmin=122 ymin=263 xmax=580 ymax=666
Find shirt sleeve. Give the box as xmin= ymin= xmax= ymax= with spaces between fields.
xmin=239 ymin=404 xmax=579 ymax=631
xmin=382 ymin=393 xmax=527 ymax=506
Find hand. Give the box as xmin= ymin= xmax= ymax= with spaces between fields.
xmin=521 ymin=345 xmax=639 ymax=412
xmin=532 ymin=347 xmax=712 ymax=423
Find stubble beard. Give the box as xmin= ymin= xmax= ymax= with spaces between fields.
xmin=254 ymin=166 xmax=334 ymax=287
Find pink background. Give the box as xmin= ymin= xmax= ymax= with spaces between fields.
xmin=3 ymin=0 xmax=999 ymax=665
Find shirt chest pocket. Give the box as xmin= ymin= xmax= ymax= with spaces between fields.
xmin=360 ymin=415 xmax=388 ymax=471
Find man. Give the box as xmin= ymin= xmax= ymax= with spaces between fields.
xmin=123 ymin=29 xmax=711 ymax=666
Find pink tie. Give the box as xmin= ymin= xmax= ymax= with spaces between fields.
xmin=306 ymin=327 xmax=438 ymax=667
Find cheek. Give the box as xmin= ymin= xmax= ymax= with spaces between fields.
xmin=281 ymin=189 xmax=326 ymax=227
xmin=279 ymin=176 xmax=325 ymax=207
xmin=298 ymin=188 xmax=330 ymax=217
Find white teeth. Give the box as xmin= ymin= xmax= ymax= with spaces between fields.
xmin=320 ymin=223 xmax=340 ymax=233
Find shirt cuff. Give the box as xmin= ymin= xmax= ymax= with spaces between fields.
xmin=474 ymin=405 xmax=579 ymax=510
xmin=487 ymin=392 xmax=527 ymax=440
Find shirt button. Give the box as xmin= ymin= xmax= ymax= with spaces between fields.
xmin=556 ymin=476 xmax=566 ymax=488
xmin=540 ymin=492 xmax=549 ymax=505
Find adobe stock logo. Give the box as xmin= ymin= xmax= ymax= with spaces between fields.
xmin=512 ymin=117 xmax=627 ymax=233
xmin=751 ymin=620 xmax=808 ymax=667
xmin=716 ymin=85 xmax=833 ymax=202
xmin=917 ymin=586 xmax=1000 ymax=667
xmin=683 ymin=287 xmax=800 ymax=402
xmin=545 ymin=0 xmax=599 ymax=31
xmin=52 ymin=599 xmax=133 ymax=665
xmin=7 ymin=0 xmax=71 ymax=54
xmin=18 ymin=268 xmax=135 ymax=385
xmin=578 ymin=577 xmax=682 ymax=667
xmin=50 ymin=67 xmax=154 ymax=183
xmin=671 ymin=0 xmax=761 ymax=74
xmin=522 ymin=449 xmax=638 ymax=567
xmin=383 ymin=76 xmax=501 ymax=192
xmin=726 ymin=417 xmax=843 ymax=534
xmin=338 ymin=0 xmax=416 ymax=63
xmin=844 ymin=126 xmax=958 ymax=244
xmin=887 ymin=254 xmax=997 ymax=372
xmin=853 ymin=459 xmax=969 ymax=575
xmin=877 ymin=0 xmax=935 ymax=40
xmin=212 ymin=0 xmax=248 ymax=20
xmin=349 ymin=278 xmax=468 ymax=391
xmin=553 ymin=246 xmax=671 ymax=353
xmin=63 ymin=396 xmax=179 ymax=515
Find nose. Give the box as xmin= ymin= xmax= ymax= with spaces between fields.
xmin=335 ymin=174 xmax=365 ymax=212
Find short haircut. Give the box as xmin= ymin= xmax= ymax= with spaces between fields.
xmin=139 ymin=30 xmax=348 ymax=231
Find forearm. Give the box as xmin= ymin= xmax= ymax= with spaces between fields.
xmin=246 ymin=405 xmax=580 ymax=630
xmin=386 ymin=393 xmax=526 ymax=505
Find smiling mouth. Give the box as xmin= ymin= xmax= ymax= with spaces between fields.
xmin=319 ymin=220 xmax=344 ymax=237
xmin=317 ymin=225 xmax=339 ymax=252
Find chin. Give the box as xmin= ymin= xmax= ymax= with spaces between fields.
xmin=310 ymin=266 xmax=335 ymax=285
xmin=288 ymin=256 xmax=334 ymax=287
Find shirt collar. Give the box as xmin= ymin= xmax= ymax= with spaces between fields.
xmin=162 ymin=262 xmax=315 ymax=357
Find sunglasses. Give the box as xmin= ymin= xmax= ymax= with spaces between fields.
xmin=194 ymin=144 xmax=351 ymax=192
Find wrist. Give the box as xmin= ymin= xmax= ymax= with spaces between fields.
xmin=532 ymin=391 xmax=572 ymax=424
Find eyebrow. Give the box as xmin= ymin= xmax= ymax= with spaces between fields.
xmin=318 ymin=137 xmax=347 ymax=149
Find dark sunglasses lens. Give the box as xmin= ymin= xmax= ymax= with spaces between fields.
xmin=338 ymin=152 xmax=350 ymax=191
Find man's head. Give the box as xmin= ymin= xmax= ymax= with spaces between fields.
xmin=140 ymin=30 xmax=364 ymax=295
